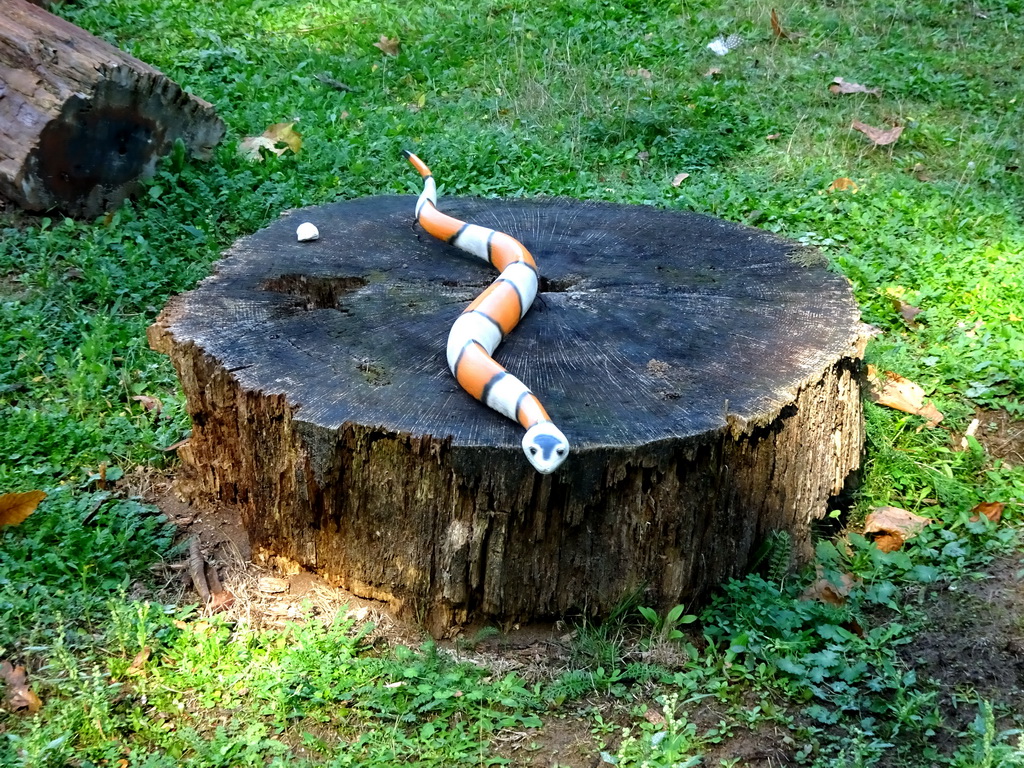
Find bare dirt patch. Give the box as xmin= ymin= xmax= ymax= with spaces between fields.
xmin=145 ymin=481 xmax=404 ymax=640
xmin=899 ymin=553 xmax=1024 ymax=737
xmin=974 ymin=408 xmax=1024 ymax=467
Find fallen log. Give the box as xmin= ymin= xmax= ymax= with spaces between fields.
xmin=0 ymin=0 xmax=223 ymax=217
xmin=150 ymin=196 xmax=867 ymax=635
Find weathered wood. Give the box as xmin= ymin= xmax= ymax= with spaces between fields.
xmin=0 ymin=0 xmax=223 ymax=216
xmin=150 ymin=196 xmax=866 ymax=634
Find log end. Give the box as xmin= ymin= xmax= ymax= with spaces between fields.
xmin=1 ymin=0 xmax=227 ymax=217
xmin=25 ymin=71 xmax=224 ymax=216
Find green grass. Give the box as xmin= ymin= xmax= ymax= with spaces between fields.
xmin=3 ymin=0 xmax=1024 ymax=765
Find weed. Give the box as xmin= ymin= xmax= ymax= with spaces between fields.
xmin=637 ymin=604 xmax=698 ymax=645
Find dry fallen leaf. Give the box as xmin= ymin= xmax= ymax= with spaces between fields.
xmin=238 ymin=123 xmax=303 ymax=162
xmin=908 ymin=162 xmax=931 ymax=182
xmin=0 ymin=491 xmax=46 ymax=527
xmin=263 ymin=123 xmax=302 ymax=154
xmin=969 ymin=501 xmax=1005 ymax=524
xmin=671 ymin=172 xmax=690 ymax=186
xmin=827 ymin=177 xmax=859 ymax=193
xmin=642 ymin=706 xmax=667 ymax=725
xmin=893 ymin=299 xmax=922 ymax=327
xmin=373 ymin=35 xmax=400 ymax=56
xmin=872 ymin=533 xmax=904 ymax=553
xmin=238 ymin=136 xmax=281 ymax=162
xmin=829 ymin=77 xmax=881 ymax=96
xmin=801 ymin=569 xmax=858 ymax=606
xmin=851 ymin=120 xmax=904 ymax=147
xmin=864 ymin=506 xmax=932 ymax=551
xmin=209 ymin=590 xmax=236 ymax=613
xmin=126 ymin=647 xmax=151 ymax=675
xmin=131 ymin=395 xmax=163 ymax=414
xmin=915 ymin=401 xmax=944 ymax=430
xmin=1 ymin=661 xmax=42 ymax=713
xmin=867 ymin=366 xmax=944 ymax=428
xmin=770 ymin=8 xmax=792 ymax=40
xmin=703 ymin=67 xmax=722 ymax=78
xmin=765 ymin=133 xmax=782 ymax=141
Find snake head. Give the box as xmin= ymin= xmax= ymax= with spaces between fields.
xmin=522 ymin=423 xmax=570 ymax=474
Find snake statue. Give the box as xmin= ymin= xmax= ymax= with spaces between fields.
xmin=403 ymin=151 xmax=570 ymax=474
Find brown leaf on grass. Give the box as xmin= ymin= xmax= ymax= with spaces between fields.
xmin=915 ymin=402 xmax=944 ymax=430
xmin=866 ymin=365 xmax=944 ymax=428
xmin=909 ymin=162 xmax=931 ymax=181
xmin=969 ymin=501 xmax=1005 ymax=523
xmin=238 ymin=123 xmax=303 ymax=162
xmin=864 ymin=506 xmax=933 ymax=551
xmin=126 ymin=647 xmax=151 ymax=675
xmin=703 ymin=67 xmax=722 ymax=78
xmin=209 ymin=590 xmax=236 ymax=613
xmin=829 ymin=77 xmax=880 ymax=96
xmin=238 ymin=137 xmax=280 ymax=162
xmin=851 ymin=120 xmax=903 ymax=147
xmin=827 ymin=177 xmax=859 ymax=193
xmin=872 ymin=533 xmax=905 ymax=553
xmin=801 ymin=570 xmax=858 ymax=606
xmin=642 ymin=706 xmax=667 ymax=725
xmin=893 ymin=299 xmax=922 ymax=327
xmin=372 ymin=35 xmax=400 ymax=56
xmin=131 ymin=395 xmax=163 ymax=414
xmin=263 ymin=123 xmax=302 ymax=154
xmin=0 ymin=491 xmax=46 ymax=527
xmin=765 ymin=133 xmax=782 ymax=140
xmin=671 ymin=172 xmax=690 ymax=186
xmin=770 ymin=8 xmax=793 ymax=40
xmin=1 ymin=661 xmax=42 ymax=713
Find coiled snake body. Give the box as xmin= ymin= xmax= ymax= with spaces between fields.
xmin=404 ymin=151 xmax=570 ymax=473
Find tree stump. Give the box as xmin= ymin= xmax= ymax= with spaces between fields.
xmin=0 ymin=0 xmax=224 ymax=217
xmin=149 ymin=195 xmax=866 ymax=634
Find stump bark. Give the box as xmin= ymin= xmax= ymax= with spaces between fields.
xmin=0 ymin=0 xmax=224 ymax=216
xmin=149 ymin=196 xmax=866 ymax=634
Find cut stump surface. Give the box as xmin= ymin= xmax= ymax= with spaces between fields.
xmin=150 ymin=196 xmax=866 ymax=633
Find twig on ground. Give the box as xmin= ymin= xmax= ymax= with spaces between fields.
xmin=188 ymin=537 xmax=211 ymax=604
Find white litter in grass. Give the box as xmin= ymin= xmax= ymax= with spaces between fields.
xmin=707 ymin=33 xmax=742 ymax=55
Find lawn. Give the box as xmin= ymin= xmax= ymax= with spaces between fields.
xmin=2 ymin=0 xmax=1024 ymax=765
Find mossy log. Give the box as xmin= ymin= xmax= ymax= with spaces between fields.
xmin=0 ymin=0 xmax=223 ymax=216
xmin=149 ymin=195 xmax=866 ymax=634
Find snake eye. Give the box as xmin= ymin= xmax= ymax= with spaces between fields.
xmin=529 ymin=446 xmax=538 ymax=455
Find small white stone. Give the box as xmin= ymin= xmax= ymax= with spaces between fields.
xmin=296 ymin=222 xmax=320 ymax=242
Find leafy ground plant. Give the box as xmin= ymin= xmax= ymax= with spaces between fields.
xmin=2 ymin=0 xmax=1024 ymax=765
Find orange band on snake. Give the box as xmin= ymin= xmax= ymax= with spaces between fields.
xmin=403 ymin=150 xmax=569 ymax=473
